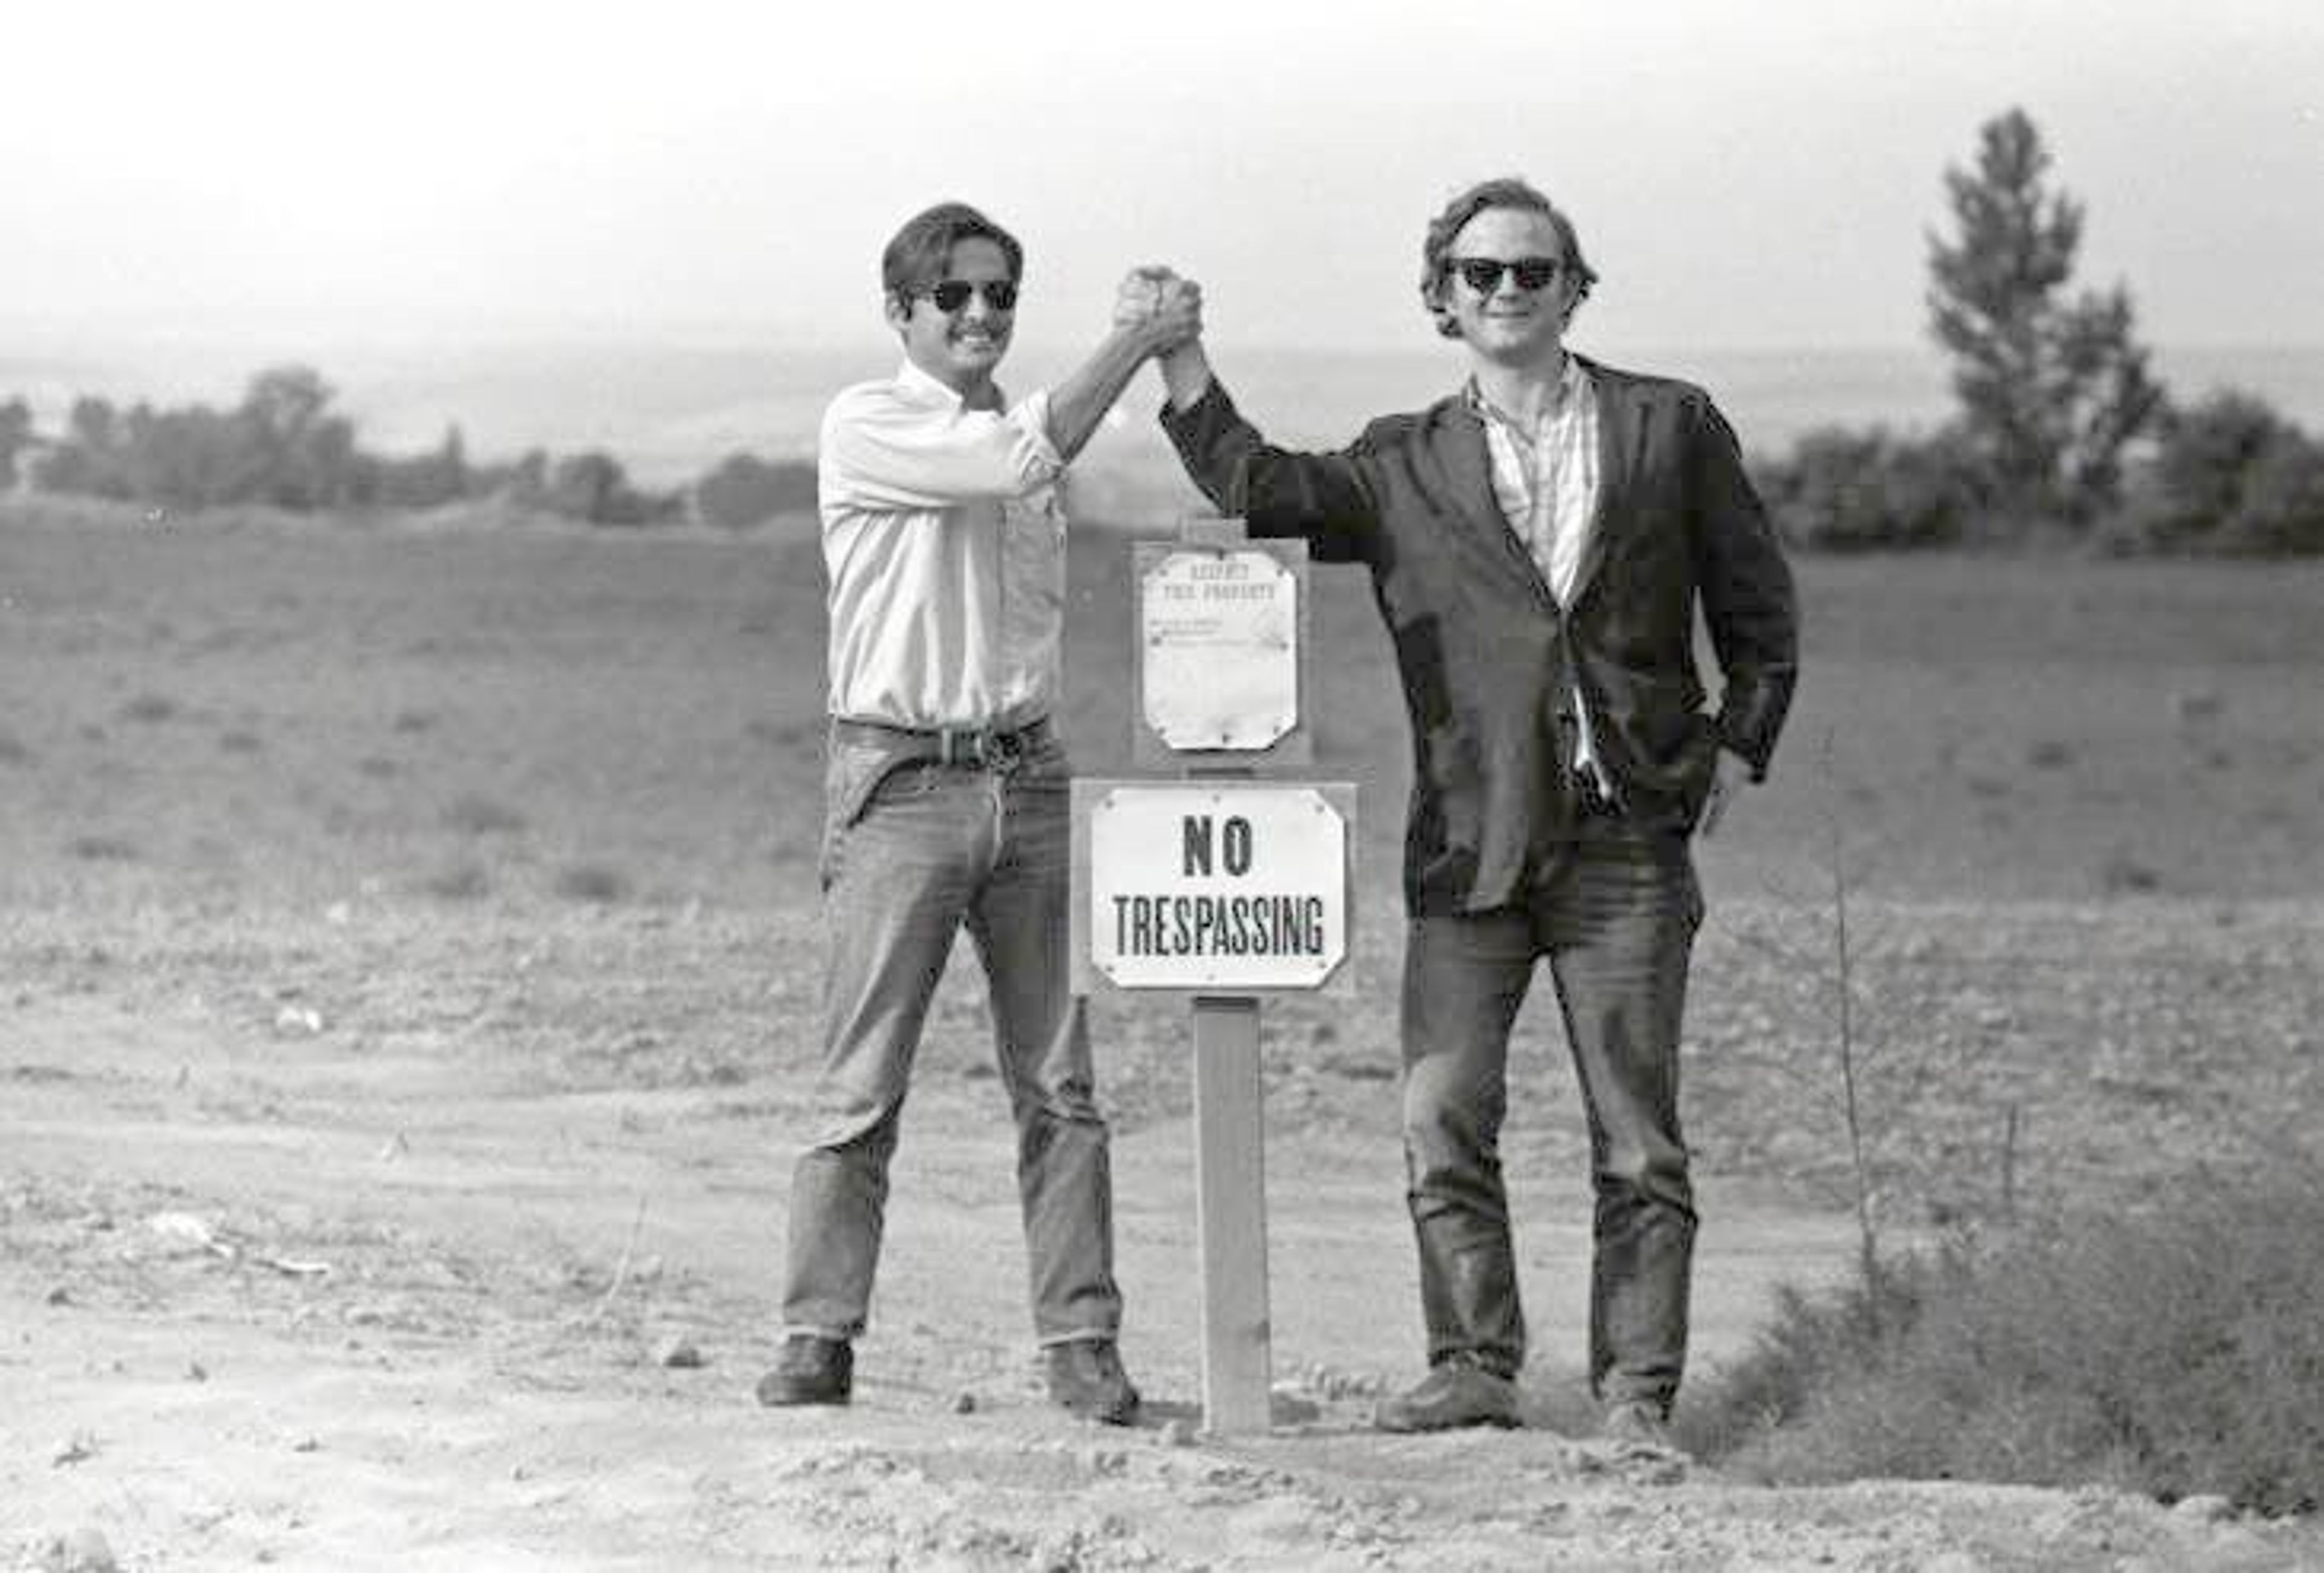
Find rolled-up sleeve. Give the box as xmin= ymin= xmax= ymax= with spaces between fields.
xmin=821 ymin=385 xmax=1063 ymax=511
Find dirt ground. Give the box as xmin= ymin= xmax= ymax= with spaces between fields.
xmin=5 ymin=508 xmax=2323 ymax=1568
xmin=8 ymin=898 xmax=2322 ymax=1571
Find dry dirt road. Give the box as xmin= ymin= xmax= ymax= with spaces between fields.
xmin=6 ymin=908 xmax=2319 ymax=1573
xmin=7 ymin=515 xmax=2321 ymax=1567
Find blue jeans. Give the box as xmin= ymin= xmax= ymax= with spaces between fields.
xmin=781 ymin=723 xmax=1123 ymax=1345
xmin=1400 ymin=828 xmax=1703 ymax=1410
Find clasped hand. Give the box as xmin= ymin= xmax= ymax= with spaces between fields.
xmin=1116 ymin=266 xmax=1203 ymax=352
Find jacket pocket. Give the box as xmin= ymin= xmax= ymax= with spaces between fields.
xmin=1675 ymin=718 xmax=1722 ymax=830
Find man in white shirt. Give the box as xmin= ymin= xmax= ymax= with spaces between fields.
xmin=758 ymin=202 xmax=1198 ymax=1424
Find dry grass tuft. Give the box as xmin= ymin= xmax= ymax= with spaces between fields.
xmin=119 ymin=692 xmax=179 ymax=724
xmin=1689 ymin=1164 xmax=2324 ymax=1516
xmin=2096 ymin=850 xmax=2164 ymax=894
xmin=421 ymin=860 xmax=493 ymax=901
xmin=442 ymin=792 xmax=527 ymax=836
xmin=554 ymin=863 xmax=630 ymax=904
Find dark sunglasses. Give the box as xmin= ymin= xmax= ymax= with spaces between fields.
xmin=921 ymin=278 xmax=1019 ymax=313
xmin=1448 ymin=256 xmax=1565 ymax=294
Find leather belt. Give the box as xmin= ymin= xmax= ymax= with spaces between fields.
xmin=830 ymin=714 xmax=1051 ymax=770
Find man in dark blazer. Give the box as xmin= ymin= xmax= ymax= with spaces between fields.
xmin=1134 ymin=177 xmax=1798 ymax=1444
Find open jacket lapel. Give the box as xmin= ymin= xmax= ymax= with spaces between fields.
xmin=1571 ymin=359 xmax=1642 ymax=614
xmin=1431 ymin=397 xmax=1557 ymax=606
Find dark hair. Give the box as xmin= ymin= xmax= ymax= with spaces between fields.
xmin=1418 ymin=177 xmax=1597 ymax=340
xmin=881 ymin=202 xmax=1025 ymax=312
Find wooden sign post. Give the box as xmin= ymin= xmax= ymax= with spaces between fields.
xmin=1072 ymin=519 xmax=1355 ymax=1434
xmin=1192 ymin=993 xmax=1267 ymax=1430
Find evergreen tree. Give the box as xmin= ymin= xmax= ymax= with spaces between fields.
xmin=1926 ymin=108 xmax=2165 ymax=526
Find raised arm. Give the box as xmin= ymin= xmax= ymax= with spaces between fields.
xmin=1044 ymin=280 xmax=1203 ymax=464
xmin=823 ymin=281 xmax=1201 ymax=511
xmin=819 ymin=385 xmax=1067 ymax=511
xmin=1112 ymin=267 xmax=1380 ymax=560
xmin=1158 ymin=335 xmax=1215 ymax=412
xmin=1155 ymin=372 xmax=1381 ymax=563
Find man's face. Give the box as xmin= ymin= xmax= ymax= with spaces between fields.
xmin=1442 ymin=208 xmax=1581 ymax=367
xmin=890 ymin=237 xmax=1017 ymax=393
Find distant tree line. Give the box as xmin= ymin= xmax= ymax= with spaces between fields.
xmin=6 ymin=112 xmax=2315 ymax=554
xmin=1753 ymin=107 xmax=2324 ymax=556
xmin=0 ymin=365 xmax=816 ymax=531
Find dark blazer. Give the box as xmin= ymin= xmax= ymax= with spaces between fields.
xmin=1160 ymin=358 xmax=1799 ymax=916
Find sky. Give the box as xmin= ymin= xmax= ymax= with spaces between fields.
xmin=7 ymin=0 xmax=2323 ymax=365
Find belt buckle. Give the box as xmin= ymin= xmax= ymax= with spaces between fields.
xmin=938 ymin=727 xmax=999 ymax=769
xmin=934 ymin=720 xmax=1031 ymax=770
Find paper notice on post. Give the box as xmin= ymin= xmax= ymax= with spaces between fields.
xmin=1141 ymin=549 xmax=1299 ymax=751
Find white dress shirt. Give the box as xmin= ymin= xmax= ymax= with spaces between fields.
xmin=819 ymin=361 xmax=1069 ymax=730
xmin=1469 ymin=355 xmax=1610 ymax=790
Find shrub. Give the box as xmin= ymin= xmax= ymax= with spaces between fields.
xmin=0 ymin=397 xmax=30 ymax=488
xmin=541 ymin=450 xmax=683 ymax=527
xmin=1756 ymin=425 xmax=1981 ymax=550
xmin=477 ymin=448 xmax=551 ymax=511
xmin=33 ymin=398 xmax=136 ymax=499
xmin=694 ymin=452 xmax=816 ymax=530
xmin=2106 ymin=390 xmax=2324 ymax=557
xmin=28 ymin=367 xmax=359 ymax=511
xmin=2120 ymin=391 xmax=2281 ymax=546
xmin=545 ymin=451 xmax=626 ymax=523
xmin=1684 ymin=1256 xmax=1935 ymax=1457
xmin=1692 ymin=1167 xmax=2324 ymax=1514
xmin=361 ymin=426 xmax=471 ymax=510
xmin=2221 ymin=428 xmax=2324 ymax=555
xmin=13 ymin=366 xmax=690 ymax=527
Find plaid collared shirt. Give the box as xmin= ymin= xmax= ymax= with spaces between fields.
xmin=1467 ymin=356 xmax=1610 ymax=793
